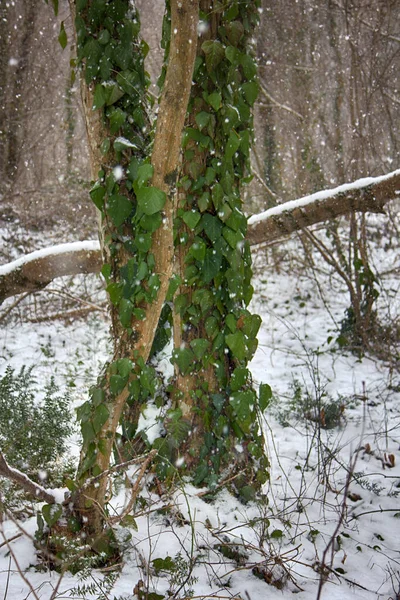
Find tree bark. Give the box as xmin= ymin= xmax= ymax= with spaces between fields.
xmin=71 ymin=0 xmax=199 ymax=537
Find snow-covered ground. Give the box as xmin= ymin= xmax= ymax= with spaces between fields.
xmin=0 ymin=222 xmax=399 ymax=600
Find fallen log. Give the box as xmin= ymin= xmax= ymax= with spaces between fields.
xmin=0 ymin=169 xmax=399 ymax=303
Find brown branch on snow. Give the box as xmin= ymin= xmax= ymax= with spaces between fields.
xmin=0 ymin=242 xmax=102 ymax=304
xmin=247 ymin=169 xmax=400 ymax=246
xmin=0 ymin=450 xmax=57 ymax=505
xmin=0 ymin=170 xmax=399 ymax=302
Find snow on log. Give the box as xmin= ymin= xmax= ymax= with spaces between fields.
xmin=0 ymin=449 xmax=58 ymax=504
xmin=0 ymin=241 xmax=102 ymax=303
xmin=0 ymin=170 xmax=399 ymax=302
xmin=247 ymin=168 xmax=400 ymax=246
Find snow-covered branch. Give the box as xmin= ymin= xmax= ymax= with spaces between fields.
xmin=0 ymin=241 xmax=102 ymax=303
xmin=0 ymin=170 xmax=399 ymax=302
xmin=0 ymin=450 xmax=57 ymax=504
xmin=247 ymin=168 xmax=400 ymax=246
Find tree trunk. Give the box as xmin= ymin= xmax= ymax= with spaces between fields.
xmin=70 ymin=0 xmax=199 ymax=538
xmin=162 ymin=0 xmax=269 ymax=495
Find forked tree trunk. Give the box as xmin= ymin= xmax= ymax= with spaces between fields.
xmin=70 ymin=0 xmax=199 ymax=538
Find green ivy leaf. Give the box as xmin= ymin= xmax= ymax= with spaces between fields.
xmin=136 ymin=261 xmax=148 ymax=281
xmin=190 ymin=338 xmax=210 ymax=360
xmin=192 ymin=289 xmax=213 ymax=312
xmin=135 ymin=232 xmax=152 ymax=252
xmin=114 ymin=137 xmax=139 ymax=152
xmin=116 ymin=69 xmax=141 ymax=95
xmin=193 ymin=462 xmax=209 ymax=485
xmin=106 ymin=282 xmax=123 ymax=305
xmin=206 ymin=92 xmax=222 ymax=112
xmin=107 ymin=194 xmax=132 ymax=227
xmin=225 ymin=330 xmax=247 ymax=361
xmin=91 ymin=387 xmax=105 ymax=407
xmin=152 ymin=556 xmax=177 ymax=574
xmin=140 ymin=212 xmax=162 ymax=232
xmin=205 ymin=167 xmax=216 ymax=185
xmin=119 ymin=298 xmax=133 ymax=328
xmin=270 ymin=529 xmax=284 ymax=539
xmin=201 ymin=249 xmax=222 ymax=284
xmin=229 ymin=390 xmax=256 ymax=433
xmin=225 ymin=131 xmax=241 ymax=161
xmin=92 ymin=403 xmax=109 ymax=434
xmin=211 ymin=183 xmax=224 ymax=209
xmin=98 ymin=29 xmax=110 ymax=45
xmin=183 ymin=210 xmax=201 ymax=230
xmin=108 ymin=107 xmax=127 ymax=134
xmin=90 ymin=183 xmax=105 ymax=210
xmin=110 ymin=374 xmax=127 ymax=396
xmin=205 ymin=315 xmax=219 ymax=338
xmin=100 ymin=138 xmax=110 ymax=155
xmin=259 ymin=383 xmax=272 ymax=412
xmin=195 ymin=111 xmax=211 ymax=130
xmin=212 ymin=394 xmax=225 ymax=413
xmin=93 ymin=83 xmax=106 ymax=110
xmin=82 ymin=39 xmax=102 ymax=83
xmin=242 ymin=81 xmax=259 ymax=106
xmin=135 ymin=163 xmax=154 ymax=189
xmin=230 ymin=367 xmax=248 ymax=392
xmin=202 ymin=40 xmax=225 ymax=73
xmin=241 ymin=314 xmax=262 ymax=339
xmin=105 ymin=84 xmax=125 ymax=106
xmin=166 ymin=274 xmax=182 ymax=302
xmin=201 ymin=214 xmax=223 ymax=243
xmin=240 ymin=54 xmax=257 ymax=79
xmin=76 ymin=400 xmax=91 ymax=423
xmin=81 ymin=421 xmax=96 ymax=444
xmin=240 ymin=129 xmax=251 ymax=157
xmin=225 ymin=20 xmax=244 ymax=46
xmin=174 ymin=293 xmax=188 ymax=315
xmin=225 ymin=313 xmax=237 ymax=332
xmin=223 ymin=226 xmax=243 ymax=249
xmin=137 ymin=187 xmax=166 ymax=215
xmin=58 ymin=21 xmax=67 ymax=49
xmin=100 ymin=263 xmax=111 ymax=281
xmin=188 ymin=239 xmax=206 ymax=262
xmin=184 ymin=127 xmax=210 ymax=148
xmin=172 ymin=347 xmax=194 ymax=375
xmin=224 ymin=1 xmax=239 ymax=21
xmin=198 ymin=191 xmax=210 ymax=212
xmin=99 ymin=54 xmax=112 ymax=80
xmin=240 ymin=485 xmax=256 ymax=502
xmin=42 ymin=504 xmax=62 ymax=528
xmin=225 ymin=46 xmax=239 ymax=64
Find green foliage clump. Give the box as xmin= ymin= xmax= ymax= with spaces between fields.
xmin=278 ymin=379 xmax=346 ymax=430
xmin=0 ymin=366 xmax=74 ymax=487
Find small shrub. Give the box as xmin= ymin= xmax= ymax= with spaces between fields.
xmin=278 ymin=380 xmax=346 ymax=430
xmin=0 ymin=366 xmax=75 ymax=491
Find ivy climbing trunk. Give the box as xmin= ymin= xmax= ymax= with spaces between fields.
xmin=165 ymin=0 xmax=270 ymax=497
xmin=70 ymin=0 xmax=199 ymax=538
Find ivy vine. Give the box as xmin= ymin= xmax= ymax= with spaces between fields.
xmin=67 ymin=0 xmax=270 ymax=503
xmin=150 ymin=0 xmax=271 ymax=498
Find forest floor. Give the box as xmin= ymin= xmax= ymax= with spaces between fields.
xmin=0 ymin=210 xmax=399 ymax=600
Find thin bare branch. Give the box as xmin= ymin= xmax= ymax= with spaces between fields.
xmin=259 ymin=83 xmax=304 ymax=120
